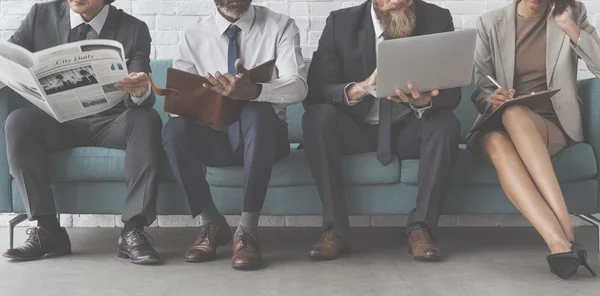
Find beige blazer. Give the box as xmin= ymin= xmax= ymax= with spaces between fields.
xmin=468 ymin=1 xmax=600 ymax=143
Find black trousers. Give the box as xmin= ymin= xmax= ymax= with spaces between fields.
xmin=302 ymin=104 xmax=460 ymax=235
xmin=162 ymin=102 xmax=289 ymax=216
xmin=4 ymin=107 xmax=163 ymax=225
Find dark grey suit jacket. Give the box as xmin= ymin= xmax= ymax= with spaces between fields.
xmin=305 ymin=0 xmax=461 ymax=119
xmin=9 ymin=0 xmax=155 ymax=114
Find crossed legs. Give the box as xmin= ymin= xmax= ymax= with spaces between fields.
xmin=479 ymin=105 xmax=572 ymax=254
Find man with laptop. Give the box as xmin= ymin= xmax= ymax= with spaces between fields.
xmin=303 ymin=0 xmax=465 ymax=261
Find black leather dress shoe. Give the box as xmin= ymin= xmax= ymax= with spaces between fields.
xmin=117 ymin=229 xmax=161 ymax=265
xmin=3 ymin=227 xmax=71 ymax=261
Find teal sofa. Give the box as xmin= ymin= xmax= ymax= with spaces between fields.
xmin=2 ymin=60 xmax=600 ymax=250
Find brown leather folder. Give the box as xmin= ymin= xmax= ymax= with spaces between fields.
xmin=149 ymin=59 xmax=276 ymax=130
xmin=471 ymin=89 xmax=561 ymax=132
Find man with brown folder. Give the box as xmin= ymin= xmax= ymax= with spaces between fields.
xmin=163 ymin=0 xmax=307 ymax=270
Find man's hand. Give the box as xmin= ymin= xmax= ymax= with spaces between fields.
xmin=388 ymin=82 xmax=438 ymax=107
xmin=114 ymin=72 xmax=149 ymax=97
xmin=346 ymin=69 xmax=377 ymax=102
xmin=490 ymin=88 xmax=515 ymax=111
xmin=203 ymin=59 xmax=261 ymax=101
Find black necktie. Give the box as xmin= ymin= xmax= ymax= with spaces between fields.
xmin=377 ymin=32 xmax=393 ymax=166
xmin=69 ymin=24 xmax=92 ymax=42
xmin=226 ymin=25 xmax=242 ymax=151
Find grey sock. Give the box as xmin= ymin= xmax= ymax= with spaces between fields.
xmin=235 ymin=212 xmax=260 ymax=236
xmin=200 ymin=203 xmax=225 ymax=226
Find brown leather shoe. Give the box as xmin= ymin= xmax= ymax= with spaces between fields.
xmin=185 ymin=221 xmax=232 ymax=262
xmin=309 ymin=231 xmax=351 ymax=261
xmin=408 ymin=226 xmax=441 ymax=262
xmin=231 ymin=232 xmax=263 ymax=270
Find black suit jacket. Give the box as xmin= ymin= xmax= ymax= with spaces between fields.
xmin=305 ymin=0 xmax=461 ymax=119
xmin=9 ymin=0 xmax=155 ymax=113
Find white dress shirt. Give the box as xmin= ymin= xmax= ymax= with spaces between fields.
xmin=70 ymin=5 xmax=151 ymax=105
xmin=344 ymin=3 xmax=431 ymax=124
xmin=173 ymin=5 xmax=308 ymax=121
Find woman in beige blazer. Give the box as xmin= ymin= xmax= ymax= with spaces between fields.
xmin=469 ymin=0 xmax=600 ymax=279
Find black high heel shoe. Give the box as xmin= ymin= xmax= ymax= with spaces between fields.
xmin=571 ymin=242 xmax=597 ymax=277
xmin=546 ymin=243 xmax=597 ymax=279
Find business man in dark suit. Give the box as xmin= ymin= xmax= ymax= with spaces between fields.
xmin=303 ymin=0 xmax=461 ymax=261
xmin=2 ymin=0 xmax=163 ymax=264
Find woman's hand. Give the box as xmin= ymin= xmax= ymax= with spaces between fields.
xmin=490 ymin=88 xmax=515 ymax=111
xmin=553 ymin=0 xmax=581 ymax=43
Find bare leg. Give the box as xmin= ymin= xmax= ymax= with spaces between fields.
xmin=501 ymin=105 xmax=575 ymax=242
xmin=481 ymin=130 xmax=571 ymax=254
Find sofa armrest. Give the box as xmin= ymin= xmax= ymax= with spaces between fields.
xmin=579 ymin=78 xmax=600 ymax=186
xmin=0 ymin=88 xmax=13 ymax=212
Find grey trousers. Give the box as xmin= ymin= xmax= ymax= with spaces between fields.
xmin=162 ymin=102 xmax=289 ymax=216
xmin=3 ymin=107 xmax=163 ymax=225
xmin=302 ymin=104 xmax=460 ymax=235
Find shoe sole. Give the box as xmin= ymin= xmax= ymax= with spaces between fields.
xmin=2 ymin=250 xmax=71 ymax=261
xmin=117 ymin=249 xmax=161 ymax=265
xmin=185 ymin=255 xmax=215 ymax=263
xmin=408 ymin=247 xmax=441 ymax=262
xmin=309 ymin=246 xmax=351 ymax=261
xmin=412 ymin=255 xmax=442 ymax=262
xmin=232 ymin=261 xmax=263 ymax=271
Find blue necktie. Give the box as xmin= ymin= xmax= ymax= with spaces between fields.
xmin=377 ymin=32 xmax=393 ymax=165
xmin=226 ymin=25 xmax=241 ymax=151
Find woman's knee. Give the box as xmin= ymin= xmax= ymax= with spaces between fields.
xmin=481 ymin=130 xmax=511 ymax=153
xmin=501 ymin=105 xmax=532 ymax=126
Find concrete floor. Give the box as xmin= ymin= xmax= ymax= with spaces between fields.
xmin=0 ymin=227 xmax=598 ymax=296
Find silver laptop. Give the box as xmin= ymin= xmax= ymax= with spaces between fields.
xmin=363 ymin=29 xmax=477 ymax=98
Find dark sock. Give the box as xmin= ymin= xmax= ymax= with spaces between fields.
xmin=37 ymin=216 xmax=61 ymax=233
xmin=123 ymin=216 xmax=147 ymax=233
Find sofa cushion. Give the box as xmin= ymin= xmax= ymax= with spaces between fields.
xmin=44 ymin=147 xmax=170 ymax=182
xmin=206 ymin=144 xmax=400 ymax=187
xmin=44 ymin=144 xmax=401 ymax=186
xmin=400 ymin=143 xmax=597 ymax=185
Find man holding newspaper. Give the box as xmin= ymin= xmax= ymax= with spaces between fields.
xmin=1 ymin=0 xmax=163 ymax=264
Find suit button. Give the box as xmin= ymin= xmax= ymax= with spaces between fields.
xmin=554 ymin=103 xmax=560 ymax=110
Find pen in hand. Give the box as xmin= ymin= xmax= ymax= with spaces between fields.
xmin=486 ymin=75 xmax=514 ymax=99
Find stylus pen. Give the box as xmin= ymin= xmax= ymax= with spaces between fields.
xmin=486 ymin=75 xmax=503 ymax=90
xmin=485 ymin=75 xmax=514 ymax=99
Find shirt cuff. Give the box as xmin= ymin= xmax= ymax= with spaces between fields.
xmin=344 ymin=83 xmax=363 ymax=106
xmin=410 ymin=101 xmax=433 ymax=119
xmin=253 ymin=83 xmax=271 ymax=102
xmin=570 ymin=33 xmax=582 ymax=49
xmin=130 ymin=81 xmax=152 ymax=105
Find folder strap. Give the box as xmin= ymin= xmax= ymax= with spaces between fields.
xmin=149 ymin=73 xmax=180 ymax=98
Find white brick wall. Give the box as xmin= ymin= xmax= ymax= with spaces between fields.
xmin=0 ymin=0 xmax=598 ymax=77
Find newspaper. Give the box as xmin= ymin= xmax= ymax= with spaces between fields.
xmin=0 ymin=40 xmax=129 ymax=122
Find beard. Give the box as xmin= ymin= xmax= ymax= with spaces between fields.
xmin=215 ymin=0 xmax=252 ymax=19
xmin=374 ymin=0 xmax=417 ymax=39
